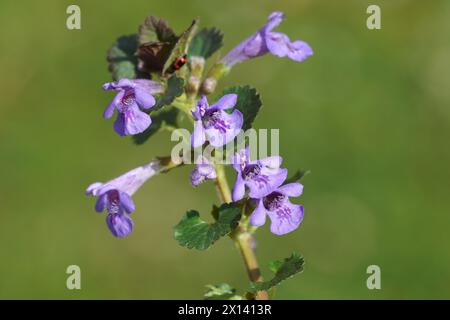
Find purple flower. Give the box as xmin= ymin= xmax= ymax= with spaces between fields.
xmin=231 ymin=147 xmax=288 ymax=201
xmin=86 ymin=161 xmax=161 ymax=237
xmin=249 ymin=183 xmax=304 ymax=235
xmin=190 ymin=157 xmax=217 ymax=186
xmin=191 ymin=94 xmax=243 ymax=148
xmin=102 ymin=79 xmax=164 ymax=136
xmin=221 ymin=11 xmax=313 ymax=67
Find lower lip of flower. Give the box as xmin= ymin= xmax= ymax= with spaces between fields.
xmin=121 ymin=89 xmax=135 ymax=106
xmin=203 ymin=110 xmax=231 ymax=133
xmin=263 ymin=191 xmax=286 ymax=211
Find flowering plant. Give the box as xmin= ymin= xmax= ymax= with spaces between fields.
xmin=87 ymin=11 xmax=312 ymax=300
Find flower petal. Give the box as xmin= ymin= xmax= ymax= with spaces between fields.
xmin=95 ymin=194 xmax=107 ymax=212
xmin=278 ymin=182 xmax=303 ymax=197
xmin=192 ymin=95 xmax=210 ymax=120
xmin=258 ymin=156 xmax=282 ymax=168
xmin=132 ymin=79 xmax=164 ymax=94
xmin=116 ymin=78 xmax=133 ymax=88
xmin=106 ymin=213 xmax=134 ymax=238
xmin=103 ymin=91 xmax=123 ymax=119
xmin=249 ymin=199 xmax=267 ymax=227
xmin=287 ymin=40 xmax=313 ymax=62
xmin=119 ymin=191 xmax=135 ymax=214
xmin=247 ymin=168 xmax=287 ymax=199
xmin=114 ymin=104 xmax=152 ymax=136
xmin=265 ymin=12 xmax=284 ymax=32
xmin=266 ymin=32 xmax=290 ymax=57
xmin=197 ymin=163 xmax=215 ymax=177
xmin=212 ymin=94 xmax=238 ymax=110
xmin=267 ymin=202 xmax=303 ymax=235
xmin=86 ymin=182 xmax=103 ymax=196
xmin=190 ymin=158 xmax=217 ymax=186
xmin=102 ymin=82 xmax=116 ymax=91
xmin=134 ymin=87 xmax=156 ymax=109
xmin=189 ymin=169 xmax=204 ymax=186
xmin=232 ymin=174 xmax=246 ymax=201
xmin=191 ymin=120 xmax=206 ymax=148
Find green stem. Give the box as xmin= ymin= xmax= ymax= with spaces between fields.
xmin=214 ymin=164 xmax=269 ymax=300
xmin=172 ymin=95 xmax=195 ymax=122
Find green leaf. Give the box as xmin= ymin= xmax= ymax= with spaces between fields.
xmin=132 ymin=108 xmax=179 ymax=145
xmin=107 ymin=34 xmax=140 ymax=81
xmin=204 ymin=284 xmax=241 ymax=300
xmin=188 ymin=28 xmax=223 ymax=59
xmin=174 ymin=203 xmax=241 ymax=250
xmin=251 ymin=252 xmax=305 ymax=292
xmin=284 ymin=170 xmax=310 ymax=184
xmin=138 ymin=16 xmax=177 ymax=44
xmin=221 ymin=86 xmax=262 ymax=130
xmin=154 ymin=75 xmax=185 ymax=111
xmin=162 ymin=18 xmax=199 ymax=75
xmin=268 ymin=260 xmax=284 ymax=274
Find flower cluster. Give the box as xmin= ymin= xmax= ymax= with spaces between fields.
xmin=231 ymin=147 xmax=304 ymax=235
xmin=87 ymin=10 xmax=311 ymax=240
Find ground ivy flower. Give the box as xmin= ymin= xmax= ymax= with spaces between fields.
xmin=190 ymin=156 xmax=217 ymax=186
xmin=191 ymin=94 xmax=243 ymax=148
xmin=249 ymin=182 xmax=304 ymax=235
xmin=102 ymin=79 xmax=164 ymax=136
xmin=221 ymin=11 xmax=313 ymax=67
xmin=231 ymin=147 xmax=288 ymax=201
xmin=86 ymin=161 xmax=162 ymax=237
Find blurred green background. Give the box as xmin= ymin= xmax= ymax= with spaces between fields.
xmin=1 ymin=0 xmax=450 ymax=299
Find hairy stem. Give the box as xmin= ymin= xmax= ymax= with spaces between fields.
xmin=214 ymin=164 xmax=269 ymax=300
xmin=214 ymin=163 xmax=232 ymax=203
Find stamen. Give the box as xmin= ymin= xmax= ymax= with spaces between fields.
xmin=203 ymin=110 xmax=231 ymax=133
xmin=242 ymin=164 xmax=262 ymax=180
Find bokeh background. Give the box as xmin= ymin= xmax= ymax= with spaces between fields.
xmin=1 ymin=0 xmax=450 ymax=299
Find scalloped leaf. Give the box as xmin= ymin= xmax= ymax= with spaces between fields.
xmin=251 ymin=252 xmax=304 ymax=292
xmin=174 ymin=203 xmax=241 ymax=250
xmin=188 ymin=28 xmax=223 ymax=59
xmin=221 ymin=86 xmax=262 ymax=130
xmin=138 ymin=16 xmax=177 ymax=45
xmin=107 ymin=34 xmax=140 ymax=81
